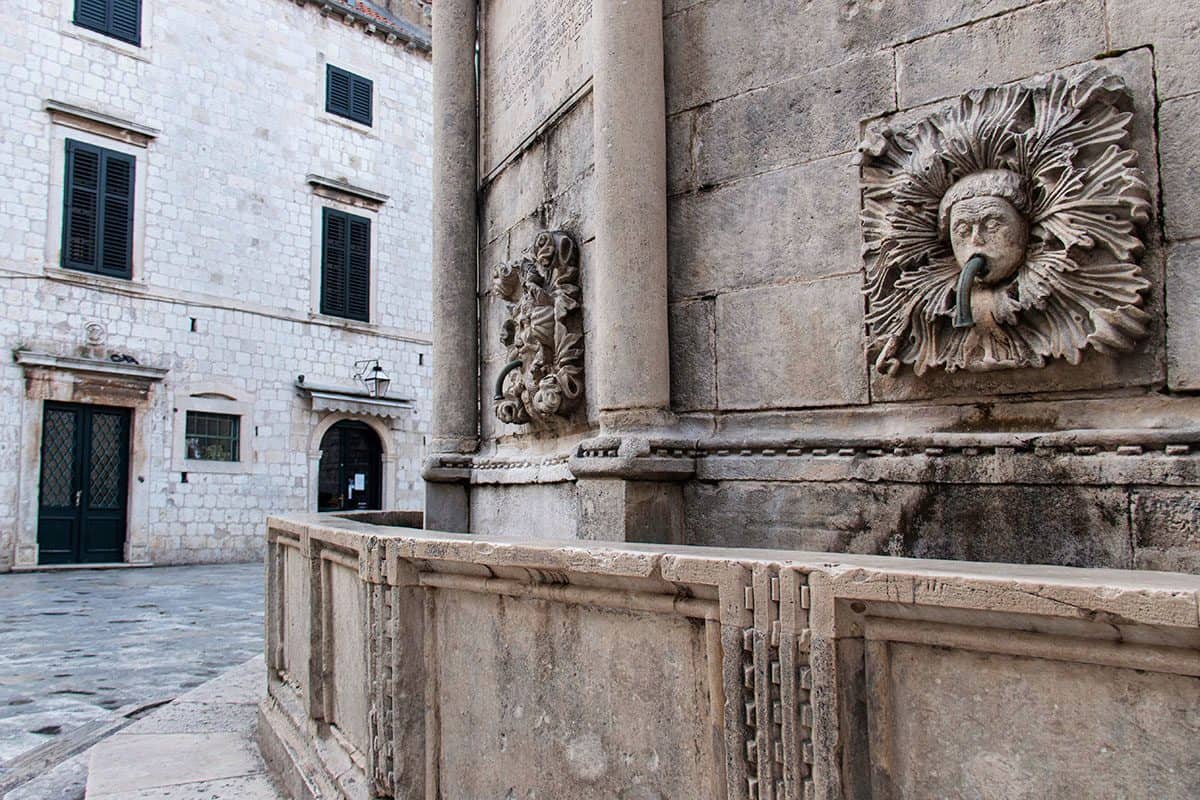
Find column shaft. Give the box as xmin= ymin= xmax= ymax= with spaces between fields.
xmin=591 ymin=0 xmax=671 ymax=428
xmin=430 ymin=0 xmax=479 ymax=453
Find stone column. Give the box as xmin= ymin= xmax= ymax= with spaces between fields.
xmin=424 ymin=0 xmax=478 ymax=531
xmin=572 ymin=0 xmax=688 ymax=542
xmin=591 ymin=0 xmax=671 ymax=432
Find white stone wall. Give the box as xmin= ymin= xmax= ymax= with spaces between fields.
xmin=0 ymin=0 xmax=433 ymax=569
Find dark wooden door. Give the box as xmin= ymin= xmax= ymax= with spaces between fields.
xmin=317 ymin=421 xmax=382 ymax=512
xmin=38 ymin=403 xmax=131 ymax=564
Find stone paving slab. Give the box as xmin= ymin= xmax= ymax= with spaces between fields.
xmin=85 ymin=657 xmax=281 ymax=799
xmin=0 ymin=564 xmax=263 ymax=767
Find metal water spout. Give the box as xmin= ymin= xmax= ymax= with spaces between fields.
xmin=494 ymin=358 xmax=523 ymax=400
xmin=953 ymin=254 xmax=990 ymax=329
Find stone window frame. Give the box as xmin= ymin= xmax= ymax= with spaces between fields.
xmin=307 ymin=187 xmax=384 ymax=329
xmin=45 ymin=117 xmax=151 ymax=286
xmin=57 ymin=0 xmax=154 ymax=61
xmin=315 ymin=56 xmax=381 ymax=139
xmin=171 ymin=383 xmax=256 ymax=475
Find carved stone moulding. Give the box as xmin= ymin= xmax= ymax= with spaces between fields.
xmin=858 ymin=68 xmax=1152 ymax=376
xmin=492 ymin=230 xmax=583 ymax=426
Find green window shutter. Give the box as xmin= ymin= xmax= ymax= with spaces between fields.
xmin=326 ymin=66 xmax=353 ymax=119
xmin=321 ymin=208 xmax=371 ymax=322
xmin=63 ymin=141 xmax=101 ymax=271
xmin=327 ymin=65 xmax=373 ymax=126
xmin=321 ymin=208 xmax=349 ymax=318
xmin=74 ymin=0 xmax=141 ymax=45
xmin=74 ymin=0 xmax=108 ymax=31
xmin=350 ymin=74 xmax=373 ymax=126
xmin=346 ymin=215 xmax=371 ymax=321
xmin=109 ymin=0 xmax=141 ymax=45
xmin=99 ymin=151 xmax=135 ymax=277
xmin=63 ymin=140 xmax=135 ymax=278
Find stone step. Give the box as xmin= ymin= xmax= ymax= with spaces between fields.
xmin=84 ymin=656 xmax=282 ymax=800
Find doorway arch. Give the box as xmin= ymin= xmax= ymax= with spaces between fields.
xmin=317 ymin=420 xmax=383 ymax=512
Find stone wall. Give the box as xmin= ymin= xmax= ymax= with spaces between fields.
xmin=427 ymin=0 xmax=1200 ymax=574
xmin=0 ymin=0 xmax=432 ymax=569
xmin=259 ymin=513 xmax=1200 ymax=799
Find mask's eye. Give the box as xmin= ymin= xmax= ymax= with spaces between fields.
xmin=985 ymin=219 xmax=1003 ymax=232
xmin=954 ymin=222 xmax=971 ymax=237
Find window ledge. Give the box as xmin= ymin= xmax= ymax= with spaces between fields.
xmin=46 ymin=100 xmax=159 ymax=147
xmin=60 ymin=25 xmax=151 ymax=62
xmin=309 ymin=311 xmax=377 ymax=330
xmin=44 ymin=266 xmax=147 ymax=293
xmin=320 ymin=113 xmax=379 ymax=139
xmin=307 ymin=174 xmax=388 ymax=207
xmin=174 ymin=459 xmax=253 ymax=475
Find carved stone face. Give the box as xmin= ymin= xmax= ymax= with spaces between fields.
xmin=949 ymin=196 xmax=1028 ymax=283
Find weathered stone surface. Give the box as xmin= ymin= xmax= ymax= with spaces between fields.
xmin=669 ymin=153 xmax=861 ymax=299
xmin=1167 ymin=241 xmax=1200 ymax=390
xmin=666 ymin=111 xmax=694 ymax=196
xmin=899 ymin=485 xmax=1132 ymax=567
xmin=470 ymin=482 xmax=580 ymax=539
xmin=875 ymin=643 xmax=1200 ymax=797
xmin=668 ymin=299 xmax=716 ymax=412
xmin=687 ymin=481 xmax=1133 ymax=568
xmin=480 ymin=0 xmax=593 ymax=173
xmin=435 ymin=591 xmax=716 ymax=798
xmin=1133 ymin=489 xmax=1200 ymax=573
xmin=693 ymin=52 xmax=894 ymax=187
xmin=262 ymin=516 xmax=1200 ymax=799
xmin=1108 ymin=0 xmax=1200 ymax=100
xmin=664 ymin=0 xmax=1030 ymax=114
xmin=896 ymin=0 xmax=1106 ymax=107
xmin=685 ymin=481 xmax=922 ymax=553
xmin=1160 ymin=93 xmax=1200 ymax=241
xmin=715 ymin=274 xmax=868 ymax=409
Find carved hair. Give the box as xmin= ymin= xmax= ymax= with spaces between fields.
xmin=937 ymin=169 xmax=1030 ymax=241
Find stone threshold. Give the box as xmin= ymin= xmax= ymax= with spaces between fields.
xmin=10 ymin=563 xmax=152 ymax=573
xmin=83 ymin=656 xmax=281 ymax=800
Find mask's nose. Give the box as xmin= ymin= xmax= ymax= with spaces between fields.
xmin=970 ymin=226 xmax=987 ymax=246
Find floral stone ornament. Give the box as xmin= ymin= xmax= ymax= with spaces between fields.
xmin=858 ymin=69 xmax=1152 ymax=375
xmin=493 ymin=230 xmax=583 ymax=425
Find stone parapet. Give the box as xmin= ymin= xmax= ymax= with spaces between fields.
xmin=260 ymin=513 xmax=1200 ymax=799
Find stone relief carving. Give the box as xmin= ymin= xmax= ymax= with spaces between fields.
xmin=492 ymin=230 xmax=583 ymax=425
xmin=858 ymin=69 xmax=1152 ymax=375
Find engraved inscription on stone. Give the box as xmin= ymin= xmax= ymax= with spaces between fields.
xmin=481 ymin=0 xmax=592 ymax=175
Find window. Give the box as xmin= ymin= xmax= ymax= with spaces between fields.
xmin=73 ymin=0 xmax=141 ymax=45
xmin=326 ymin=65 xmax=373 ymax=126
xmin=320 ymin=207 xmax=371 ymax=322
xmin=62 ymin=139 xmax=135 ymax=279
xmin=185 ymin=412 xmax=240 ymax=462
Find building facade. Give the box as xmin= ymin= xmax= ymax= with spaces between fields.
xmin=426 ymin=0 xmax=1200 ymax=574
xmin=0 ymin=0 xmax=433 ymax=570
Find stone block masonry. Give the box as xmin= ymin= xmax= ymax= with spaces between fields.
xmin=0 ymin=0 xmax=432 ymax=570
xmin=260 ymin=513 xmax=1200 ymax=798
xmin=425 ymin=0 xmax=1200 ymax=572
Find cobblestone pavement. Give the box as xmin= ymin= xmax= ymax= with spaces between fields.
xmin=0 ymin=564 xmax=263 ymax=766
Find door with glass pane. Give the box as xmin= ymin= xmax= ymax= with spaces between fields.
xmin=317 ymin=420 xmax=382 ymax=512
xmin=37 ymin=403 xmax=131 ymax=564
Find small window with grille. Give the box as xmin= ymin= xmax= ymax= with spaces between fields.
xmin=326 ymin=65 xmax=373 ymax=126
xmin=185 ymin=412 xmax=240 ymax=462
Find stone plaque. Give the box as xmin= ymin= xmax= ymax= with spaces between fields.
xmin=480 ymin=0 xmax=593 ymax=175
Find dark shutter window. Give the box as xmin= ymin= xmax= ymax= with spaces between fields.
xmin=62 ymin=140 xmax=135 ymax=279
xmin=73 ymin=0 xmax=142 ymax=46
xmin=326 ymin=65 xmax=373 ymax=127
xmin=321 ymin=208 xmax=371 ymax=322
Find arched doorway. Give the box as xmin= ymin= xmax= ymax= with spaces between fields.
xmin=317 ymin=420 xmax=382 ymax=512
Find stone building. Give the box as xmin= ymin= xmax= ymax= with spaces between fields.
xmin=0 ymin=0 xmax=433 ymax=570
xmin=425 ymin=0 xmax=1200 ymax=573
